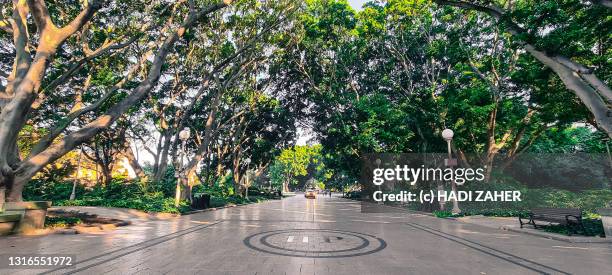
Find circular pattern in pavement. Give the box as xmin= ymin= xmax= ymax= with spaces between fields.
xmin=244 ymin=229 xmax=386 ymax=258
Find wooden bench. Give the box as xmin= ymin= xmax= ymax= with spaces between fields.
xmin=519 ymin=208 xmax=585 ymax=235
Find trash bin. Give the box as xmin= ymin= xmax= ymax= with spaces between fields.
xmin=191 ymin=193 xmax=211 ymax=209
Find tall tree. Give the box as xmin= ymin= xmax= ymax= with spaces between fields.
xmin=0 ymin=0 xmax=232 ymax=202
xmin=433 ymin=0 xmax=612 ymax=136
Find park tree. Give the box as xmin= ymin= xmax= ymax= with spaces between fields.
xmin=0 ymin=0 xmax=233 ymax=202
xmin=433 ymin=0 xmax=612 ymax=137
xmin=0 ymin=0 xmax=608 ymax=206
xmin=269 ymin=0 xmax=608 ymax=183
xmin=269 ymin=145 xmax=330 ymax=192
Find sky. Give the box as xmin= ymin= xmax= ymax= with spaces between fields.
xmin=348 ymin=0 xmax=369 ymax=11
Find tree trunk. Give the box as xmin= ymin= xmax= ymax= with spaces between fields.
xmin=483 ymin=152 xmax=496 ymax=182
xmin=180 ymin=179 xmax=191 ymax=201
xmin=6 ymin=174 xmax=27 ymax=202
xmin=434 ymin=0 xmax=612 ymax=137
xmin=484 ymin=107 xmax=499 ymax=182
xmin=183 ymin=90 xmax=224 ymax=176
xmin=153 ymin=132 xmax=172 ymax=182
xmin=0 ymin=186 xmax=5 ymax=209
xmin=500 ymin=127 xmax=545 ymax=171
xmin=0 ymin=1 xmax=231 ymax=204
xmin=524 ymin=45 xmax=612 ymax=137
xmin=123 ymin=142 xmax=147 ymax=180
xmin=101 ymin=165 xmax=113 ymax=186
xmin=233 ymin=152 xmax=242 ymax=196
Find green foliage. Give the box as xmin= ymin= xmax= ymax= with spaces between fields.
xmin=45 ymin=216 xmax=83 ymax=228
xmin=55 ymin=193 xmax=190 ymax=214
xmin=425 ymin=175 xmax=612 ymax=217
xmin=316 ymin=181 xmax=325 ymax=190
xmin=270 ymin=0 xmax=609 ymax=189
xmin=522 ymin=189 xmax=612 ymax=213
xmin=144 ymin=165 xmax=179 ymax=197
xmin=433 ymin=210 xmax=455 ymax=218
xmin=530 ymin=127 xmax=608 ymax=153
xmin=540 ymin=219 xmax=605 ymax=237
xmin=24 ymin=180 xmax=84 ymax=201
xmin=276 ymin=145 xmax=323 ymax=178
xmin=25 ymin=178 xmax=190 ymax=214
xmin=193 ymin=180 xmax=236 ymax=198
xmin=269 ymin=145 xmax=332 ymax=190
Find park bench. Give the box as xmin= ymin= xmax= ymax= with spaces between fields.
xmin=519 ymin=208 xmax=585 ymax=235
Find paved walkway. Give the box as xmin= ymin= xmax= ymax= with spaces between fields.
xmin=1 ymin=196 xmax=611 ymax=274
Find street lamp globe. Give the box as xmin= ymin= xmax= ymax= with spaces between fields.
xmin=179 ymin=127 xmax=191 ymax=141
xmin=442 ymin=129 xmax=454 ymax=141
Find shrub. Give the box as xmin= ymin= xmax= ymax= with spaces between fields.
xmin=23 ymin=180 xmax=85 ymax=201
xmin=433 ymin=211 xmax=455 ymax=218
xmin=55 ymin=195 xmax=190 ymax=214
xmin=432 ymin=176 xmax=612 ymax=217
xmin=24 ymin=173 xmax=272 ymax=214
xmin=45 ymin=216 xmax=82 ymax=228
xmin=540 ymin=219 xmax=605 ymax=237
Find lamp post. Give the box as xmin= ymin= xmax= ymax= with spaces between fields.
xmin=175 ymin=127 xmax=191 ymax=207
xmin=442 ymin=129 xmax=461 ymax=214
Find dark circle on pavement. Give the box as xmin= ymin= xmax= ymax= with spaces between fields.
xmin=243 ymin=229 xmax=387 ymax=258
xmin=260 ymin=230 xmax=370 ymax=253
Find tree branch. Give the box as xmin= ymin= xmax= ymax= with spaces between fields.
xmin=29 ymin=46 xmax=155 ymax=157
xmin=435 ymin=0 xmax=612 ymax=137
xmin=5 ymin=0 xmax=31 ymax=96
xmin=42 ymin=34 xmax=141 ymax=93
xmin=58 ymin=0 xmax=104 ymax=41
xmin=27 ymin=0 xmax=55 ymax=32
xmin=16 ymin=0 xmax=232 ymax=182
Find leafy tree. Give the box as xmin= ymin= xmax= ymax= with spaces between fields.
xmin=269 ymin=145 xmax=330 ymax=192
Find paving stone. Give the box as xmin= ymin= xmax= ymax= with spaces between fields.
xmin=0 ymin=196 xmax=610 ymax=274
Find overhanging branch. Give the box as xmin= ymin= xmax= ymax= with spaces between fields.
xmin=17 ymin=0 xmax=232 ymax=182
xmin=42 ymin=34 xmax=141 ymax=93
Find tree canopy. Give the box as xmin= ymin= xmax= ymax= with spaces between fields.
xmin=0 ymin=0 xmax=609 ymax=203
